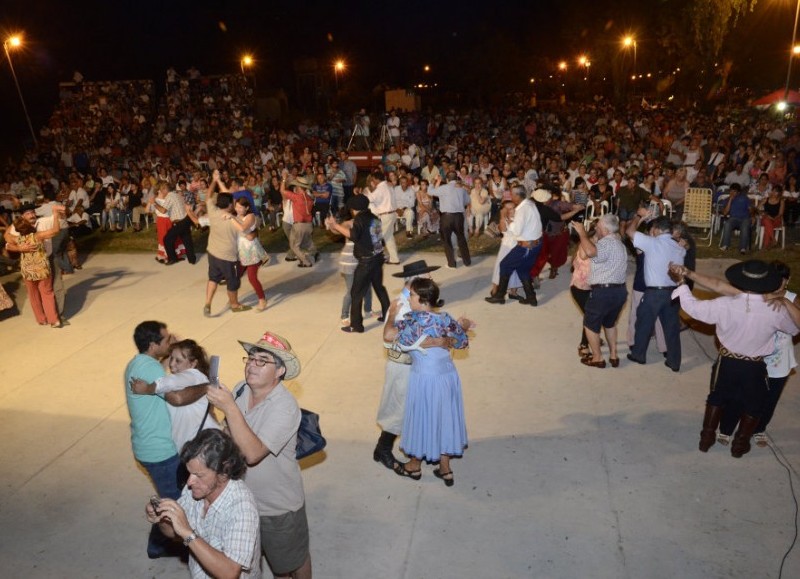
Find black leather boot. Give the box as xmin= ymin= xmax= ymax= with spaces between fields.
xmin=698 ymin=404 xmax=723 ymax=452
xmin=731 ymin=415 xmax=760 ymax=458
xmin=485 ymin=275 xmax=510 ymax=304
xmin=519 ymin=278 xmax=538 ymax=306
xmin=373 ymin=431 xmax=399 ymax=470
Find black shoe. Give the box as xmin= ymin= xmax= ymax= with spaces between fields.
xmin=373 ymin=446 xmax=399 ymax=471
xmin=626 ymin=353 xmax=646 ymax=365
xmin=507 ymin=293 xmax=523 ymax=301
xmin=314 ymin=252 xmax=320 ymax=262
xmin=433 ymin=467 xmax=454 ymax=487
xmin=341 ymin=326 xmax=364 ymax=333
xmin=163 ymin=260 xmax=178 ymax=266
xmin=664 ymin=361 xmax=680 ymax=373
xmin=298 ymin=262 xmax=313 ymax=268
xmin=485 ymin=295 xmax=505 ymax=304
xmin=187 ymin=256 xmax=197 ymax=264
xmin=285 ymin=256 xmax=298 ymax=262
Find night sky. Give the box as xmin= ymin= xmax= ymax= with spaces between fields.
xmin=0 ymin=0 xmax=795 ymax=155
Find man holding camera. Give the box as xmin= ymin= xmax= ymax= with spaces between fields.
xmin=206 ymin=331 xmax=312 ymax=579
xmin=146 ymin=429 xmax=261 ymax=578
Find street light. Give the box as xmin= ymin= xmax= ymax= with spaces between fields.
xmin=423 ymin=64 xmax=431 ymax=73
xmin=782 ymin=0 xmax=800 ymax=106
xmin=240 ymin=54 xmax=253 ymax=75
xmin=578 ymin=55 xmax=590 ymax=79
xmin=558 ymin=61 xmax=567 ymax=71
xmin=334 ymin=60 xmax=345 ymax=89
xmin=623 ymin=35 xmax=638 ymax=94
xmin=3 ymin=34 xmax=37 ymax=147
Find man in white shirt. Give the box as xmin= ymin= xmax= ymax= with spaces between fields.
xmin=365 ymin=173 xmax=400 ymax=264
xmin=485 ymin=186 xmax=543 ymax=306
xmin=393 ymin=175 xmax=416 ymax=239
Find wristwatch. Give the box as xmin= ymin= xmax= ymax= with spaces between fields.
xmin=183 ymin=531 xmax=198 ymax=546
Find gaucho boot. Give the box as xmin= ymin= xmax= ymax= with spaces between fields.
xmin=519 ymin=278 xmax=538 ymax=306
xmin=698 ymin=405 xmax=723 ymax=452
xmin=485 ymin=275 xmax=510 ymax=304
xmin=373 ymin=431 xmax=399 ymax=470
xmin=730 ymin=415 xmax=760 ymax=458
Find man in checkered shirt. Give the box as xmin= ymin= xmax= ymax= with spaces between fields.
xmin=147 ymin=429 xmax=261 ymax=578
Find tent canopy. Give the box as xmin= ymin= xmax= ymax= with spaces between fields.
xmin=752 ymin=89 xmax=800 ymax=106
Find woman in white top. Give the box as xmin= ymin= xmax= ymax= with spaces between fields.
xmin=227 ymin=196 xmax=268 ymax=311
xmin=130 ymin=339 xmax=220 ymax=452
xmin=469 ymin=178 xmax=491 ymax=237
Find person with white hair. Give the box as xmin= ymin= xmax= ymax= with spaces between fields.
xmin=571 ymin=214 xmax=629 ymax=368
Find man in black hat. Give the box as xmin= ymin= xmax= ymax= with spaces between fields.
xmin=373 ymin=261 xmax=445 ymax=472
xmin=326 ymin=195 xmax=391 ymax=333
xmin=669 ymin=260 xmax=800 ymax=457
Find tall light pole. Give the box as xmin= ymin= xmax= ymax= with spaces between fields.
xmin=240 ymin=54 xmax=256 ymax=92
xmin=623 ymin=35 xmax=637 ymax=95
xmin=334 ymin=60 xmax=345 ymax=89
xmin=782 ymin=0 xmax=800 ymax=105
xmin=3 ymin=34 xmax=37 ymax=148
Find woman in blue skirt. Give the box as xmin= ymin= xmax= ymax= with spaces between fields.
xmin=383 ymin=277 xmax=474 ymax=487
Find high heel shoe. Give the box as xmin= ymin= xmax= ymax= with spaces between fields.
xmin=433 ymin=468 xmax=454 ymax=487
xmin=609 ymin=358 xmax=620 ymax=368
xmin=580 ymin=357 xmax=606 ymax=369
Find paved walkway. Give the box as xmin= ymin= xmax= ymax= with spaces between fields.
xmin=0 ymin=251 xmax=798 ymax=578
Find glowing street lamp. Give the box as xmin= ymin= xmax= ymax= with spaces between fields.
xmin=623 ymin=35 xmax=638 ymax=94
xmin=423 ymin=64 xmax=431 ymax=73
xmin=334 ymin=59 xmax=345 ymax=89
xmin=240 ymin=54 xmax=253 ymax=75
xmin=3 ymin=34 xmax=37 ymax=147
xmin=558 ymin=61 xmax=567 ymax=71
xmin=578 ymin=55 xmax=591 ymax=79
xmin=784 ymin=0 xmax=800 ymax=103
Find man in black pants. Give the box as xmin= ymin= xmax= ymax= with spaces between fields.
xmin=326 ymin=195 xmax=390 ymax=333
xmin=153 ymin=181 xmax=199 ymax=265
xmin=429 ymin=171 xmax=471 ymax=269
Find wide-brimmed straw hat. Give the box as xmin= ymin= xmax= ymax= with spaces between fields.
xmin=238 ymin=331 xmax=301 ymax=380
xmin=289 ymin=176 xmax=312 ymax=190
xmin=724 ymin=260 xmax=782 ymax=294
xmin=392 ymin=260 xmax=441 ymax=278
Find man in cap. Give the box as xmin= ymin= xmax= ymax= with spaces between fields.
xmin=145 ymin=429 xmax=261 ymax=578
xmin=485 ymin=186 xmax=543 ymax=306
xmin=206 ymin=331 xmax=312 ymax=579
xmin=669 ymin=261 xmax=800 ymax=457
xmin=374 ymin=261 xmax=447 ymax=472
xmin=326 ymin=195 xmax=391 ymax=333
xmin=281 ymin=175 xmax=318 ymax=268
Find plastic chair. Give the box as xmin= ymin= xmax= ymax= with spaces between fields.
xmin=757 ymin=223 xmax=786 ymax=250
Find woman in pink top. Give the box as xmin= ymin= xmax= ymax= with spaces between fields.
xmin=570 ymin=228 xmax=593 ymax=358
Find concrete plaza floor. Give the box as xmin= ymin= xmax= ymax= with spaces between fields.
xmin=0 ymin=249 xmax=799 ymax=578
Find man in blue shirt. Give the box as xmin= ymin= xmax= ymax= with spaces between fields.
xmin=124 ymin=320 xmax=206 ymax=558
xmin=719 ymin=183 xmax=753 ymax=254
xmin=429 ymin=171 xmax=471 ymax=269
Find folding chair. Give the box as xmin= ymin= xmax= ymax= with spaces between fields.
xmin=682 ymin=188 xmax=713 ymax=246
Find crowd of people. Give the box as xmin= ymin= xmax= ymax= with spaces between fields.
xmin=4 ymin=68 xmax=800 ymax=576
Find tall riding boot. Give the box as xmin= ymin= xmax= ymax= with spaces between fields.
xmin=698 ymin=404 xmax=723 ymax=452
xmin=373 ymin=431 xmax=399 ymax=470
xmin=730 ymin=415 xmax=760 ymax=458
xmin=485 ymin=275 xmax=510 ymax=304
xmin=519 ymin=278 xmax=538 ymax=306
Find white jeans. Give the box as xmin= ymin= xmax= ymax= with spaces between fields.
xmin=379 ymin=212 xmax=399 ymax=262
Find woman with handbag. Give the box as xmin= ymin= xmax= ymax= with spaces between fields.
xmin=7 ymin=204 xmax=66 ymax=327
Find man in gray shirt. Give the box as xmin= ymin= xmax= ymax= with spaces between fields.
xmin=429 ymin=171 xmax=471 ymax=269
xmin=203 ymin=170 xmax=251 ymax=316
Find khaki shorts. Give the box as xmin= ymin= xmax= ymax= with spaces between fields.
xmin=260 ymin=504 xmax=310 ymax=575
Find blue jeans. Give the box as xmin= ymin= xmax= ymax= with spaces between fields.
xmin=721 ymin=217 xmax=751 ymax=250
xmin=630 ymin=288 xmax=682 ymax=369
xmin=499 ymin=243 xmax=541 ymax=281
xmin=140 ymin=454 xmax=182 ymax=557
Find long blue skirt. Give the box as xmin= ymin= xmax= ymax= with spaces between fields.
xmin=400 ymin=348 xmax=468 ymax=461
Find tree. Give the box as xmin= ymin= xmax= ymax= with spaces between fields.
xmin=688 ymin=0 xmax=758 ymax=63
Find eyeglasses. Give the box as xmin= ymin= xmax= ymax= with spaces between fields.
xmin=243 ymin=356 xmax=277 ymax=367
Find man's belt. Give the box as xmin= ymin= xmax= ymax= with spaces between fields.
xmin=646 ymin=286 xmax=677 ymax=290
xmin=591 ymin=283 xmax=625 ymax=289
xmin=378 ymin=211 xmax=394 ymax=215
xmin=517 ymin=238 xmax=542 ymax=248
xmin=718 ymin=346 xmax=764 ymax=362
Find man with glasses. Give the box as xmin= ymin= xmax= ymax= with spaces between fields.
xmin=207 ymin=331 xmax=312 ymax=579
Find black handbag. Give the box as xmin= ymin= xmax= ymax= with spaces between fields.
xmin=235 ymin=384 xmax=326 ymax=459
